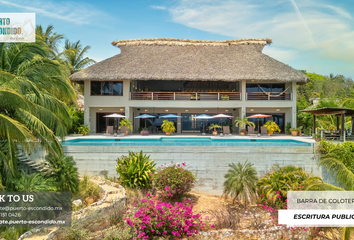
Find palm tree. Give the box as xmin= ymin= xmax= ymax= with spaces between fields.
xmin=0 ymin=40 xmax=75 ymax=187
xmin=36 ymin=25 xmax=64 ymax=57
xmin=223 ymin=160 xmax=258 ymax=206
xmin=234 ymin=116 xmax=255 ymax=130
xmin=62 ymin=40 xmax=96 ymax=75
xmin=308 ymin=150 xmax=354 ymax=239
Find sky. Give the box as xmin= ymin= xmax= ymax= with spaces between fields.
xmin=1 ymin=0 xmax=354 ymax=78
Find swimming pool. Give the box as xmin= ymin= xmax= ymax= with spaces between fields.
xmin=61 ymin=137 xmax=311 ymax=147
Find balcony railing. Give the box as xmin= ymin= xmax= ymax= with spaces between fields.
xmin=246 ymin=92 xmax=292 ymax=100
xmin=130 ymin=92 xmax=241 ymax=101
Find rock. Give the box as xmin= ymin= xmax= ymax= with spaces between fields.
xmin=73 ymin=199 xmax=82 ymax=207
xmin=85 ymin=197 xmax=94 ymax=205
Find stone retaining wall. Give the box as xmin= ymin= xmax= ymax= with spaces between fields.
xmin=64 ymin=144 xmax=320 ymax=195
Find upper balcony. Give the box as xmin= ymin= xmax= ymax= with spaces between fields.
xmin=131 ymin=92 xmax=241 ymax=101
xmin=129 ymin=80 xmax=292 ymax=101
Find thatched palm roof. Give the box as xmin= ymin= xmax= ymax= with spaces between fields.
xmin=70 ymin=38 xmax=309 ymax=83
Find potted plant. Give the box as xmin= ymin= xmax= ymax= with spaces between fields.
xmin=221 ymin=95 xmax=229 ymax=100
xmin=313 ymin=133 xmax=321 ymax=142
xmin=140 ymin=127 xmax=149 ymax=136
xmin=289 ymin=128 xmax=299 ymax=136
xmin=240 ymin=129 xmax=247 ymax=136
xmin=161 ymin=120 xmax=176 ymax=135
xmin=298 ymin=126 xmax=304 ymax=136
xmin=78 ymin=125 xmax=89 ymax=136
xmin=285 ymin=122 xmax=291 ymax=135
xmin=119 ymin=118 xmax=133 ymax=136
xmin=209 ymin=124 xmax=222 ymax=136
xmin=234 ymin=116 xmax=256 ymax=136
xmin=263 ymin=120 xmax=281 ymax=136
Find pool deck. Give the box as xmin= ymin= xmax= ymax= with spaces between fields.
xmin=65 ymin=133 xmax=316 ymax=144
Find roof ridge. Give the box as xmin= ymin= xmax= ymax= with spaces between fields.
xmin=111 ymin=38 xmax=272 ymax=47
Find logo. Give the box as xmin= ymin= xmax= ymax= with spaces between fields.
xmin=0 ymin=13 xmax=35 ymax=42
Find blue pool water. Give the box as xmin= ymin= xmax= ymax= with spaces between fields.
xmin=61 ymin=138 xmax=311 ymax=147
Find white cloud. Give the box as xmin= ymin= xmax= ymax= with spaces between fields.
xmin=0 ymin=0 xmax=106 ymax=25
xmin=166 ymin=0 xmax=354 ymax=71
xmin=151 ymin=5 xmax=167 ymax=10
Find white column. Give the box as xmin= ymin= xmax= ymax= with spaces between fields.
xmin=125 ymin=106 xmax=131 ymax=120
xmin=292 ymin=106 xmax=297 ymax=128
xmin=241 ymin=106 xmax=246 ymax=118
xmin=84 ymin=106 xmax=90 ymax=131
xmin=241 ymin=80 xmax=246 ymax=102
xmin=292 ymin=81 xmax=297 ymax=128
xmin=177 ymin=115 xmax=182 ymax=133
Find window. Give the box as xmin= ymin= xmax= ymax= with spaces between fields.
xmin=91 ymin=81 xmax=123 ymax=96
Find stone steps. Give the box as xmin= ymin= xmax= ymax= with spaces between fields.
xmin=17 ymin=151 xmax=49 ymax=174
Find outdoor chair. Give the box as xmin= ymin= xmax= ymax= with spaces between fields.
xmin=120 ymin=126 xmax=127 ymax=136
xmin=247 ymin=126 xmax=257 ymax=136
xmin=106 ymin=126 xmax=114 ymax=135
xmin=152 ymin=126 xmax=158 ymax=134
xmin=223 ymin=126 xmax=232 ymax=136
xmin=261 ymin=127 xmax=270 ymax=136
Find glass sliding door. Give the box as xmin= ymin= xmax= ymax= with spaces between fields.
xmin=182 ymin=114 xmax=205 ymax=132
xmin=96 ymin=112 xmax=123 ymax=133
xmin=182 ymin=113 xmax=232 ymax=133
xmin=246 ymin=113 xmax=285 ymax=133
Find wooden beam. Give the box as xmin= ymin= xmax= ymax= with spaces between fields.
xmin=337 ymin=116 xmax=340 ymax=131
xmin=341 ymin=113 xmax=345 ymax=136
xmin=313 ymin=115 xmax=316 ymax=133
xmin=311 ymin=110 xmax=347 ymax=116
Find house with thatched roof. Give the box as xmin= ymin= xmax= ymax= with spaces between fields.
xmin=70 ymin=38 xmax=309 ymax=134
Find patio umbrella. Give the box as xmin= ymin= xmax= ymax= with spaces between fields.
xmin=103 ymin=113 xmax=126 ymax=133
xmin=246 ymin=114 xmax=272 ymax=133
xmin=211 ymin=114 xmax=234 ymax=125
xmin=134 ymin=114 xmax=157 ymax=128
xmin=159 ymin=114 xmax=182 ymax=118
xmin=193 ymin=114 xmax=215 ymax=134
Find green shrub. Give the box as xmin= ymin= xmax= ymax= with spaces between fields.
xmin=153 ymin=162 xmax=196 ymax=198
xmin=0 ymin=227 xmax=30 ymax=240
xmin=44 ymin=153 xmax=80 ymax=195
xmin=318 ymin=139 xmax=338 ymax=154
xmin=68 ymin=105 xmax=84 ymax=134
xmin=77 ymin=175 xmax=101 ymax=202
xmin=59 ymin=220 xmax=92 ymax=240
xmin=77 ymin=125 xmax=89 ymax=135
xmin=257 ymin=164 xmax=322 ymax=209
xmin=116 ymin=151 xmax=156 ymax=189
xmin=104 ymin=225 xmax=135 ymax=240
xmin=109 ymin=202 xmax=127 ymax=226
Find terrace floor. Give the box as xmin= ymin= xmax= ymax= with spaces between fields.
xmin=65 ymin=133 xmax=316 ymax=144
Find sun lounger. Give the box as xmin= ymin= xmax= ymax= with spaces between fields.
xmin=106 ymin=126 xmax=114 ymax=135
xmin=120 ymin=126 xmax=127 ymax=135
xmin=247 ymin=126 xmax=257 ymax=136
xmin=223 ymin=126 xmax=231 ymax=136
xmin=261 ymin=126 xmax=270 ymax=136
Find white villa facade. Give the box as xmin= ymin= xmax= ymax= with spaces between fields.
xmin=70 ymin=38 xmax=309 ymax=134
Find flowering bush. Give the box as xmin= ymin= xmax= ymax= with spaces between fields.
xmin=125 ymin=194 xmax=209 ymax=239
xmin=153 ymin=162 xmax=196 ymax=198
